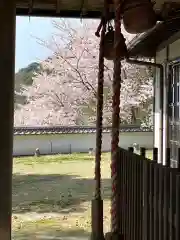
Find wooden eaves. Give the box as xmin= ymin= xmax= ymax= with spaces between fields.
xmin=16 ymin=0 xmax=106 ymax=18
xmin=127 ymin=16 xmax=180 ymax=58
xmin=15 ymin=1 xmax=180 ymax=57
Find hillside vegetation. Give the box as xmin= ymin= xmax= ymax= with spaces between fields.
xmin=15 ymin=62 xmax=41 ymax=108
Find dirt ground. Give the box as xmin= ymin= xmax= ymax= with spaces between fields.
xmin=12 ymin=151 xmax=152 ymax=239
xmin=12 ymin=153 xmax=111 ymax=240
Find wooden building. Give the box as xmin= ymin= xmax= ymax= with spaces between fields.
xmin=2 ymin=0 xmax=180 ymax=239
xmin=128 ymin=2 xmax=180 ymax=167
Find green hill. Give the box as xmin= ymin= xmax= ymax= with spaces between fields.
xmin=15 ymin=62 xmax=42 ymax=108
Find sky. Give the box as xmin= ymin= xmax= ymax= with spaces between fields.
xmin=15 ymin=16 xmax=78 ymax=73
xmin=15 ymin=17 xmax=83 ymax=73
xmin=15 ymin=17 xmax=134 ymax=73
xmin=15 ymin=17 xmax=53 ymax=72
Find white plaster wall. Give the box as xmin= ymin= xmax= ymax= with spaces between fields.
xmin=156 ymin=48 xmax=166 ymax=64
xmin=169 ymin=39 xmax=180 ymax=60
xmin=13 ymin=132 xmax=153 ymax=156
xmin=156 ymin=38 xmax=180 ymax=63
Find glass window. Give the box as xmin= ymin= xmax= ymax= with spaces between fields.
xmin=169 ymin=64 xmax=180 ymax=167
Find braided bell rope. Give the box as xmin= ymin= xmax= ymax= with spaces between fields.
xmin=94 ymin=1 xmax=108 ymax=200
xmin=111 ymin=0 xmax=122 ymax=233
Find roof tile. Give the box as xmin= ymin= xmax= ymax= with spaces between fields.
xmin=14 ymin=126 xmax=152 ymax=136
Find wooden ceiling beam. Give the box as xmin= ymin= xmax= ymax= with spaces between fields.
xmin=16 ymin=7 xmax=103 ymax=18
xmin=56 ymin=0 xmax=61 ymax=13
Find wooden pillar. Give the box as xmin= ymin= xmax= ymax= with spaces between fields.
xmin=162 ymin=46 xmax=169 ymax=165
xmin=154 ymin=64 xmax=163 ymax=164
xmin=0 ymin=1 xmax=16 ymax=239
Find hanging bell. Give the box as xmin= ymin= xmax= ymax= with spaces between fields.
xmin=122 ymin=0 xmax=157 ymax=34
xmin=104 ymin=26 xmax=128 ymax=61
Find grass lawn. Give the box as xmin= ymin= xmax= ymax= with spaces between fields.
xmin=12 ymin=150 xmax=152 ymax=240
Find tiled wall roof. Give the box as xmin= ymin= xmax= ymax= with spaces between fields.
xmin=14 ymin=126 xmax=152 ymax=136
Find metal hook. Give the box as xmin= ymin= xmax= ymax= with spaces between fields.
xmin=28 ymin=0 xmax=34 ymax=21
xmin=56 ymin=0 xmax=61 ymax=13
xmin=80 ymin=0 xmax=87 ymax=22
xmin=107 ymin=22 xmax=113 ymax=32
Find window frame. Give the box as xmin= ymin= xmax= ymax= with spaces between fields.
xmin=167 ymin=60 xmax=180 ymax=167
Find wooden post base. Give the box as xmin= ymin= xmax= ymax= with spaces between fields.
xmin=105 ymin=232 xmax=124 ymax=240
xmin=90 ymin=199 xmax=104 ymax=240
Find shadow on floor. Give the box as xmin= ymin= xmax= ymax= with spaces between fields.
xmin=12 ymin=173 xmax=111 ymax=214
xmin=13 ymin=227 xmax=90 ymax=240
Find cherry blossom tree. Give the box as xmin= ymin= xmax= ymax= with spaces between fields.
xmin=14 ymin=19 xmax=153 ymax=127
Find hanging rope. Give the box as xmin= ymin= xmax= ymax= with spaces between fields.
xmin=111 ymin=0 xmax=122 ymax=233
xmin=94 ymin=6 xmax=107 ymax=201
xmin=91 ymin=2 xmax=108 ymax=240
